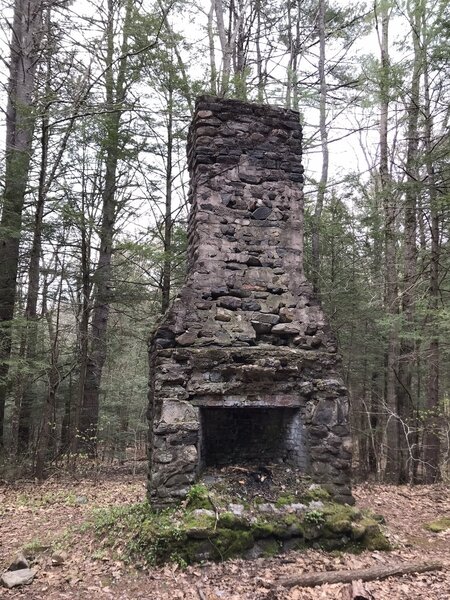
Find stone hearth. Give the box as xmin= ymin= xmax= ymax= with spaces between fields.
xmin=147 ymin=96 xmax=353 ymax=506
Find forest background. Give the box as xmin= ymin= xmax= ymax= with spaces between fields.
xmin=0 ymin=0 xmax=448 ymax=484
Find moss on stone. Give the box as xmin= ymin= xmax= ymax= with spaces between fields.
xmin=275 ymin=493 xmax=296 ymax=507
xmin=186 ymin=484 xmax=214 ymax=510
xmin=303 ymin=485 xmax=331 ymax=502
xmin=424 ymin=517 xmax=450 ymax=533
xmin=213 ymin=528 xmax=255 ymax=559
xmin=258 ymin=538 xmax=281 ymax=556
xmin=87 ymin=492 xmax=390 ymax=565
xmin=217 ymin=512 xmax=250 ymax=530
xmin=252 ymin=520 xmax=277 ymax=538
xmin=361 ymin=523 xmax=391 ymax=551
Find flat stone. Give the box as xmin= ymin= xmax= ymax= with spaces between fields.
xmin=192 ymin=509 xmax=215 ymax=518
xmin=1 ymin=569 xmax=36 ymax=589
xmin=218 ymin=296 xmax=241 ymax=310
xmin=252 ymin=313 xmax=280 ymax=324
xmin=215 ymin=307 xmax=232 ymax=322
xmin=159 ymin=400 xmax=198 ymax=425
xmin=288 ymin=503 xmax=308 ymax=513
xmin=228 ymin=503 xmax=245 ymax=516
xmin=252 ymin=206 xmax=272 ymax=220
xmin=258 ymin=503 xmax=278 ymax=513
xmin=271 ymin=323 xmax=300 ymax=335
xmin=176 ymin=330 xmax=198 ymax=346
xmin=241 ymin=300 xmax=261 ymax=311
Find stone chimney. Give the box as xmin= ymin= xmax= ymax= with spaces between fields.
xmin=148 ymin=96 xmax=353 ymax=505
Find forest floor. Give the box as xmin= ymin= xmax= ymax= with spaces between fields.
xmin=0 ymin=468 xmax=449 ymax=599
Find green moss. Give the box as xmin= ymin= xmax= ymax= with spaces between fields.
xmin=86 ymin=495 xmax=390 ymax=566
xmin=217 ymin=512 xmax=250 ymax=530
xmin=275 ymin=493 xmax=296 ymax=508
xmin=217 ymin=528 xmax=254 ymax=558
xmin=252 ymin=520 xmax=277 ymax=538
xmin=186 ymin=484 xmax=214 ymax=510
xmin=184 ymin=511 xmax=215 ymax=531
xmin=424 ymin=517 xmax=450 ymax=533
xmin=303 ymin=486 xmax=331 ymax=502
xmin=361 ymin=523 xmax=391 ymax=551
xmin=257 ymin=538 xmax=281 ymax=556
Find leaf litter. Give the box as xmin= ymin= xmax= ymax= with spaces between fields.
xmin=0 ymin=473 xmax=449 ymax=599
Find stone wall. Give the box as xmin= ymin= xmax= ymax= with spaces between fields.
xmin=148 ymin=96 xmax=353 ymax=506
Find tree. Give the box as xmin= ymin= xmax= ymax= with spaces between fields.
xmin=0 ymin=0 xmax=44 ymax=449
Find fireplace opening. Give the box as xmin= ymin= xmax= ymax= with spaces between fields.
xmin=199 ymin=407 xmax=308 ymax=469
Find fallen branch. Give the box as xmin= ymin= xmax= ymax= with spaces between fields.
xmin=274 ymin=561 xmax=443 ymax=589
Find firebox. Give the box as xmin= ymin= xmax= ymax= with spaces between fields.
xmin=199 ymin=407 xmax=307 ymax=468
xmin=148 ymin=97 xmax=353 ymax=505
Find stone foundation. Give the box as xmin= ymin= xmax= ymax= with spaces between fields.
xmin=148 ymin=96 xmax=353 ymax=506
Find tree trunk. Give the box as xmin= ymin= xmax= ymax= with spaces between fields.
xmin=35 ymin=268 xmax=63 ymax=479
xmin=376 ymin=1 xmax=399 ymax=483
xmin=161 ymin=87 xmax=173 ymax=313
xmin=0 ymin=0 xmax=43 ymax=449
xmin=396 ymin=0 xmax=421 ymax=483
xmin=422 ymin=11 xmax=441 ymax=482
xmin=311 ymin=0 xmax=329 ymax=294
xmin=80 ymin=0 xmax=132 ymax=456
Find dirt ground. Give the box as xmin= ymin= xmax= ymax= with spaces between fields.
xmin=0 ymin=471 xmax=449 ymax=599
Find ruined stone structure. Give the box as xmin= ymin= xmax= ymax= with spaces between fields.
xmin=148 ymin=96 xmax=353 ymax=506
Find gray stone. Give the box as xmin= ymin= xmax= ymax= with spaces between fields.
xmin=228 ymin=503 xmax=245 ymax=516
xmin=252 ymin=206 xmax=272 ymax=220
xmin=192 ymin=509 xmax=215 ymax=518
xmin=1 ymin=569 xmax=36 ymax=589
xmin=272 ymin=323 xmax=301 ymax=335
xmin=218 ymin=296 xmax=241 ymax=310
xmin=176 ymin=330 xmax=198 ymax=346
xmin=258 ymin=503 xmax=278 ymax=513
xmin=308 ymin=500 xmax=324 ymax=510
xmin=8 ymin=553 xmax=29 ymax=571
xmin=215 ymin=307 xmax=232 ymax=322
xmin=159 ymin=400 xmax=198 ymax=425
xmin=287 ymin=503 xmax=308 ymax=513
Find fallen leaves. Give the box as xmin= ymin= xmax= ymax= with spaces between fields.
xmin=1 ymin=475 xmax=449 ymax=599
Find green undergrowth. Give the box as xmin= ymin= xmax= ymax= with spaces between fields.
xmin=87 ymin=485 xmax=390 ymax=566
xmin=424 ymin=517 xmax=450 ymax=533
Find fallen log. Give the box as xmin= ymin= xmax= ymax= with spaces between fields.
xmin=274 ymin=561 xmax=443 ymax=589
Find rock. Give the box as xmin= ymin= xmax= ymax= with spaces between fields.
xmin=258 ymin=503 xmax=277 ymax=513
xmin=241 ymin=300 xmax=261 ymax=311
xmin=192 ymin=509 xmax=215 ymax=518
xmin=51 ymin=551 xmax=67 ymax=566
xmin=159 ymin=400 xmax=198 ymax=425
xmin=176 ymin=330 xmax=198 ymax=346
xmin=215 ymin=307 xmax=232 ymax=322
xmin=1 ymin=569 xmax=36 ymax=589
xmin=252 ymin=206 xmax=272 ymax=220
xmin=218 ymin=296 xmax=242 ymax=310
xmin=75 ymin=495 xmax=88 ymax=505
xmin=288 ymin=503 xmax=308 ymax=513
xmin=8 ymin=553 xmax=29 ymax=571
xmin=308 ymin=500 xmax=324 ymax=510
xmin=228 ymin=503 xmax=245 ymax=516
xmin=272 ymin=323 xmax=300 ymax=335
xmin=251 ymin=313 xmax=280 ymax=333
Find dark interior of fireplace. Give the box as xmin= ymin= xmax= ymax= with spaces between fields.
xmin=199 ymin=407 xmax=308 ymax=468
